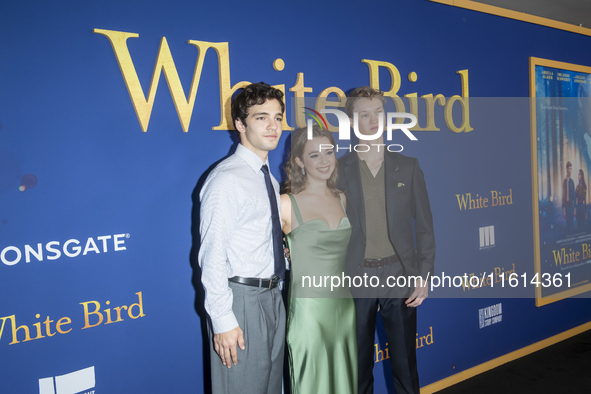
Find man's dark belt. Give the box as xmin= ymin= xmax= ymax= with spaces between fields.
xmin=228 ymin=275 xmax=280 ymax=290
xmin=363 ymin=254 xmax=399 ymax=268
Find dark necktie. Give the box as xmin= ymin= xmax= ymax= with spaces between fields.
xmin=261 ymin=164 xmax=286 ymax=280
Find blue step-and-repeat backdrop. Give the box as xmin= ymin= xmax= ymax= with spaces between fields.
xmin=2 ymin=0 xmax=591 ymax=393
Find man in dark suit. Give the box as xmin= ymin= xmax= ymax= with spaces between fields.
xmin=562 ymin=161 xmax=575 ymax=234
xmin=337 ymin=86 xmax=435 ymax=394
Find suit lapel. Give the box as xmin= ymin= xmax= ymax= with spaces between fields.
xmin=343 ymin=153 xmax=366 ymax=238
xmin=384 ymin=151 xmax=399 ymax=228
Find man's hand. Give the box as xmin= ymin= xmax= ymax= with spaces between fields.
xmin=406 ymin=278 xmax=428 ymax=307
xmin=213 ymin=326 xmax=245 ymax=368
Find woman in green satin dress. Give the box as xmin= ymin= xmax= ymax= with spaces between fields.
xmin=280 ymin=125 xmax=357 ymax=394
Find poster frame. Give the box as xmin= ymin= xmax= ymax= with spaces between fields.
xmin=530 ymin=56 xmax=591 ymax=306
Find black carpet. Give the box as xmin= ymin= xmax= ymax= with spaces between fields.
xmin=436 ymin=329 xmax=591 ymax=393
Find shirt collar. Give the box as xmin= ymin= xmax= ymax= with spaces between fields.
xmin=235 ymin=143 xmax=269 ymax=174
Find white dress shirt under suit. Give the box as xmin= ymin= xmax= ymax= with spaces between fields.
xmin=199 ymin=143 xmax=281 ymax=334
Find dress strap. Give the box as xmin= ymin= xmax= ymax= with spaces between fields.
xmin=288 ymin=194 xmax=304 ymax=226
xmin=338 ymin=193 xmax=346 ymax=215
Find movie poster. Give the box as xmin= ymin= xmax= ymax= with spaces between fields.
xmin=531 ymin=57 xmax=591 ymax=305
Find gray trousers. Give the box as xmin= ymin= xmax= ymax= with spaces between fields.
xmin=209 ymin=281 xmax=286 ymax=394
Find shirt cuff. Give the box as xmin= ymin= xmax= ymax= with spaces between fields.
xmin=211 ymin=312 xmax=239 ymax=334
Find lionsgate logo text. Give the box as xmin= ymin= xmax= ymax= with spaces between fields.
xmin=1 ymin=233 xmax=129 ymax=266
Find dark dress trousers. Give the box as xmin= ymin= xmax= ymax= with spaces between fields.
xmin=562 ymin=177 xmax=575 ymax=234
xmin=337 ymin=150 xmax=436 ymax=394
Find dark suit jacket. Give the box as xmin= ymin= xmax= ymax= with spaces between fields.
xmin=337 ymin=150 xmax=435 ymax=296
xmin=562 ymin=178 xmax=575 ymax=208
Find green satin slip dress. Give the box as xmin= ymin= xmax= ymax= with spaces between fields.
xmin=286 ymin=193 xmax=358 ymax=394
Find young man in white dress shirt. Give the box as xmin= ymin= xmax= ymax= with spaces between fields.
xmin=199 ymin=82 xmax=286 ymax=394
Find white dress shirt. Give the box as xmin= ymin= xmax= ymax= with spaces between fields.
xmin=199 ymin=143 xmax=280 ymax=334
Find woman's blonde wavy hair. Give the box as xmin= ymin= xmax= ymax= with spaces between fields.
xmin=284 ymin=125 xmax=340 ymax=196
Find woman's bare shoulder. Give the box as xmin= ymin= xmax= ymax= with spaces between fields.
xmin=339 ymin=191 xmax=347 ymax=208
xmin=280 ymin=193 xmax=292 ymax=207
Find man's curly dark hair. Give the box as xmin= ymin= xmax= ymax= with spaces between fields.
xmin=231 ymin=82 xmax=285 ymax=127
